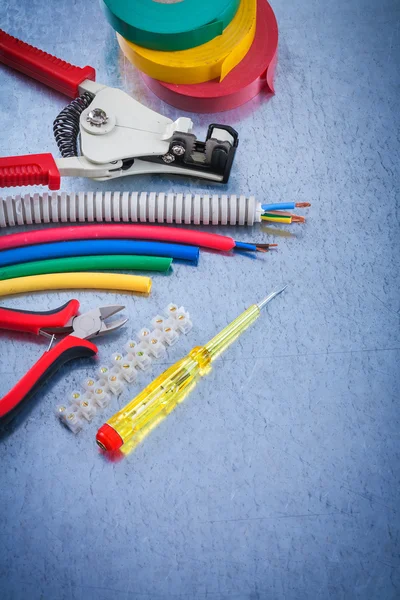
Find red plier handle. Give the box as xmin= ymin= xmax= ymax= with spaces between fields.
xmin=0 ymin=29 xmax=95 ymax=98
xmin=0 ymin=299 xmax=80 ymax=335
xmin=0 ymin=336 xmax=97 ymax=420
xmin=0 ymin=300 xmax=97 ymax=421
xmin=0 ymin=29 xmax=96 ymax=191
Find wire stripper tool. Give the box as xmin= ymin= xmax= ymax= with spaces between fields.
xmin=0 ymin=29 xmax=239 ymax=190
xmin=0 ymin=301 xmax=127 ymax=422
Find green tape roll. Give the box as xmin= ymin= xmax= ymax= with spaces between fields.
xmin=0 ymin=255 xmax=172 ymax=280
xmin=101 ymin=0 xmax=240 ymax=51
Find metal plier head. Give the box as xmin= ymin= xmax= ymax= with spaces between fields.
xmin=45 ymin=305 xmax=128 ymax=340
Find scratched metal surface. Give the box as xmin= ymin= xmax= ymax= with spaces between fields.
xmin=0 ymin=0 xmax=399 ymax=599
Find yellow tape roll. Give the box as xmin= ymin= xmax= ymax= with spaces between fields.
xmin=117 ymin=0 xmax=257 ymax=85
xmin=0 ymin=273 xmax=152 ymax=298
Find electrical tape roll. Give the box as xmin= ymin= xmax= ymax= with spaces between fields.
xmin=117 ymin=0 xmax=256 ymax=85
xmin=102 ymin=0 xmax=240 ymax=52
xmin=141 ymin=0 xmax=278 ymax=113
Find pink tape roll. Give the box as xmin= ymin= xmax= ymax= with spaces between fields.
xmin=141 ymin=0 xmax=278 ymax=113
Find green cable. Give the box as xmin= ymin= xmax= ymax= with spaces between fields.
xmin=0 ymin=255 xmax=172 ymax=281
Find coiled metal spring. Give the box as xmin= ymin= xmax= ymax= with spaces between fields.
xmin=53 ymin=92 xmax=93 ymax=158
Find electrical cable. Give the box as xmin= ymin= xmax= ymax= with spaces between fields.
xmin=0 ymin=193 xmax=310 ymax=229
xmin=0 ymin=240 xmax=200 ymax=268
xmin=234 ymin=241 xmax=277 ymax=253
xmin=261 ymin=202 xmax=311 ymax=212
xmin=261 ymin=213 xmax=292 ymax=224
xmin=0 ymin=256 xmax=172 ymax=281
xmin=0 ymin=272 xmax=152 ymax=298
xmin=269 ymin=211 xmax=306 ymax=223
xmin=261 ymin=212 xmax=306 ymax=224
xmin=0 ymin=225 xmax=276 ymax=253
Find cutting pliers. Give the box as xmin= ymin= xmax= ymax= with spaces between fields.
xmin=0 ymin=29 xmax=238 ymax=189
xmin=0 ymin=300 xmax=127 ymax=421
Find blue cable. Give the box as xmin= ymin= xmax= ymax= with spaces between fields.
xmin=261 ymin=202 xmax=295 ymax=212
xmin=0 ymin=240 xmax=200 ymax=268
xmin=234 ymin=242 xmax=257 ymax=252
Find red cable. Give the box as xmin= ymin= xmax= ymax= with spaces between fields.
xmin=0 ymin=225 xmax=236 ymax=252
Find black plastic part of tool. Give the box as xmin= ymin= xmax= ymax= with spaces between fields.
xmin=142 ymin=124 xmax=239 ymax=183
xmin=1 ymin=300 xmax=73 ymax=316
xmin=208 ymin=124 xmax=239 ymax=184
xmin=0 ymin=343 xmax=97 ymax=425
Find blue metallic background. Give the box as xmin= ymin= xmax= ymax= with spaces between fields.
xmin=0 ymin=1 xmax=399 ymax=599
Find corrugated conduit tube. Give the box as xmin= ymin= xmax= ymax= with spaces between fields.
xmin=0 ymin=192 xmax=263 ymax=228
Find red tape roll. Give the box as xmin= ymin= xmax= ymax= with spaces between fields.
xmin=141 ymin=0 xmax=278 ymax=113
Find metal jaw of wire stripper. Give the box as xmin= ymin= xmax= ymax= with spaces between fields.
xmin=0 ymin=29 xmax=239 ymax=190
xmin=0 ymin=301 xmax=127 ymax=423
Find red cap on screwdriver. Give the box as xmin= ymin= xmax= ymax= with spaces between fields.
xmin=96 ymin=424 xmax=124 ymax=452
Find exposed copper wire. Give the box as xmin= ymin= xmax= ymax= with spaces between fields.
xmin=266 ymin=211 xmax=306 ymax=223
xmin=256 ymin=243 xmax=278 ymax=252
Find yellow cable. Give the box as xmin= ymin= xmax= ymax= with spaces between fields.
xmin=261 ymin=216 xmax=293 ymax=224
xmin=117 ymin=0 xmax=256 ymax=84
xmin=0 ymin=272 xmax=152 ymax=298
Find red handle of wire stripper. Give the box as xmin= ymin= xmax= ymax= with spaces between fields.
xmin=0 ymin=300 xmax=80 ymax=335
xmin=0 ymin=29 xmax=96 ymax=98
xmin=0 ymin=154 xmax=61 ymax=190
xmin=0 ymin=335 xmax=98 ymax=420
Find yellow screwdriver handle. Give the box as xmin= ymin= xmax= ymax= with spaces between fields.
xmin=103 ymin=354 xmax=202 ymax=449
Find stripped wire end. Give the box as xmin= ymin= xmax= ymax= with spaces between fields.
xmin=256 ymin=243 xmax=278 ymax=252
xmin=267 ymin=211 xmax=306 ymax=223
xmin=295 ymin=202 xmax=311 ymax=208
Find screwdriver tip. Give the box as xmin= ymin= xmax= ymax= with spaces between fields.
xmin=257 ymin=285 xmax=288 ymax=310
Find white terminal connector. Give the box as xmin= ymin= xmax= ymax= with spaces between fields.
xmin=55 ymin=403 xmax=69 ymax=420
xmin=133 ymin=344 xmax=152 ymax=371
xmin=69 ymin=390 xmax=84 ymax=407
xmin=119 ymin=360 xmax=138 ymax=383
xmin=164 ymin=303 xmax=179 ymax=319
xmin=107 ymin=369 xmax=125 ymax=396
xmin=111 ymin=352 xmax=124 ymax=369
xmin=147 ymin=331 xmax=167 ymax=359
xmin=161 ymin=320 xmax=180 ymax=346
xmin=0 ymin=192 xmax=262 ymax=228
xmin=175 ymin=312 xmax=193 ymax=335
xmin=137 ymin=328 xmax=152 ymax=346
xmin=93 ymin=385 xmax=111 ymax=409
xmin=77 ymin=394 xmax=98 ymax=422
xmin=98 ymin=365 xmax=110 ymax=379
xmin=82 ymin=377 xmax=97 ymax=393
xmin=57 ymin=303 xmax=193 ymax=433
xmin=124 ymin=339 xmax=139 ymax=357
xmin=151 ymin=315 xmax=166 ymax=331
xmin=63 ymin=407 xmax=84 ymax=434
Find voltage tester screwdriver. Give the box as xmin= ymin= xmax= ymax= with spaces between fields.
xmin=96 ymin=286 xmax=287 ymax=452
